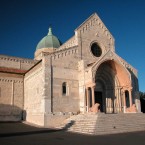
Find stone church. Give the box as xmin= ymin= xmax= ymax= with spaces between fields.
xmin=0 ymin=13 xmax=141 ymax=127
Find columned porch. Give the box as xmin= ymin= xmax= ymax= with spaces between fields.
xmin=85 ymin=84 xmax=133 ymax=113
xmin=84 ymin=59 xmax=134 ymax=114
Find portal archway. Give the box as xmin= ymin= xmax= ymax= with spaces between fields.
xmin=93 ymin=60 xmax=132 ymax=113
xmin=95 ymin=61 xmax=117 ymax=113
xmin=85 ymin=59 xmax=133 ymax=113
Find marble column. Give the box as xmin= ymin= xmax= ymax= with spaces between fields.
xmin=86 ymin=88 xmax=89 ymax=112
xmin=91 ymin=86 xmax=95 ymax=106
xmin=123 ymin=90 xmax=126 ymax=113
xmin=129 ymin=89 xmax=133 ymax=107
xmin=118 ymin=88 xmax=122 ymax=112
xmin=116 ymin=88 xmax=119 ymax=112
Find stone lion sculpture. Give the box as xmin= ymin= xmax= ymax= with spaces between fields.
xmin=126 ymin=104 xmax=137 ymax=113
xmin=89 ymin=103 xmax=100 ymax=113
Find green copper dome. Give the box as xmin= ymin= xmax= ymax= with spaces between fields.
xmin=36 ymin=27 xmax=62 ymax=50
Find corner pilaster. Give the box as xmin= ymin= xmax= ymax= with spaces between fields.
xmin=78 ymin=60 xmax=86 ymax=113
xmin=41 ymin=54 xmax=52 ymax=114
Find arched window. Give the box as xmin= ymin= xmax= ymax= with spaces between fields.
xmin=62 ymin=82 xmax=67 ymax=95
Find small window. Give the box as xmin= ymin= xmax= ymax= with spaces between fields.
xmin=62 ymin=82 xmax=67 ymax=95
xmin=91 ymin=43 xmax=102 ymax=57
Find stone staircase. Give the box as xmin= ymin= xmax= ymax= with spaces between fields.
xmin=64 ymin=113 xmax=145 ymax=135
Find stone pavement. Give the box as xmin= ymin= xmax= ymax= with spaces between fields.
xmin=0 ymin=122 xmax=145 ymax=145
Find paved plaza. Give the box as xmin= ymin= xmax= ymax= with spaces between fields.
xmin=0 ymin=122 xmax=145 ymax=145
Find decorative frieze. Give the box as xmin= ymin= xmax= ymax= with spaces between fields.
xmin=0 ymin=55 xmax=37 ymax=64
xmin=49 ymin=47 xmax=78 ymax=60
xmin=76 ymin=13 xmax=114 ymax=44
xmin=0 ymin=78 xmax=23 ymax=83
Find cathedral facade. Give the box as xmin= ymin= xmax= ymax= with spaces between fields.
xmin=0 ymin=13 xmax=141 ymax=127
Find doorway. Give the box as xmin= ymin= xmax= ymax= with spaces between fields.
xmin=95 ymin=91 xmax=103 ymax=112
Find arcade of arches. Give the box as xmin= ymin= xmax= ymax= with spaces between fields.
xmin=85 ymin=60 xmax=134 ymax=113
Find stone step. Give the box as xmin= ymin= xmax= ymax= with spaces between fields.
xmin=69 ymin=126 xmax=145 ymax=132
xmin=72 ymin=121 xmax=145 ymax=125
xmin=69 ymin=127 xmax=145 ymax=135
xmin=64 ymin=113 xmax=145 ymax=135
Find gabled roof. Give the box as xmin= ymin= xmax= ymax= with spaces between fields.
xmin=75 ymin=13 xmax=114 ymax=41
xmin=75 ymin=13 xmax=96 ymax=31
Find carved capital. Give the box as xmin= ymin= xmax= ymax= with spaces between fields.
xmin=91 ymin=83 xmax=96 ymax=88
xmin=85 ymin=82 xmax=96 ymax=89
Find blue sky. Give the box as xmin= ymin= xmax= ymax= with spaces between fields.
xmin=0 ymin=0 xmax=145 ymax=92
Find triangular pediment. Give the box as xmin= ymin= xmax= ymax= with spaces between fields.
xmin=75 ymin=13 xmax=96 ymax=30
xmin=75 ymin=13 xmax=114 ymax=43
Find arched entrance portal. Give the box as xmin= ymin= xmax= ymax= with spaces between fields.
xmin=95 ymin=61 xmax=117 ymax=113
xmin=85 ymin=60 xmax=133 ymax=114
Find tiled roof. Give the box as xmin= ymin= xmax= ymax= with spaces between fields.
xmin=0 ymin=67 xmax=26 ymax=74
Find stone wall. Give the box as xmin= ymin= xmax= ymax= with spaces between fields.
xmin=0 ymin=55 xmax=37 ymax=70
xmin=38 ymin=49 xmax=80 ymax=114
xmin=44 ymin=114 xmax=70 ymax=128
xmin=52 ymin=67 xmax=79 ymax=113
xmin=0 ymin=73 xmax=23 ymax=121
xmin=51 ymin=46 xmax=79 ymax=70
xmin=24 ymin=62 xmax=44 ymax=125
